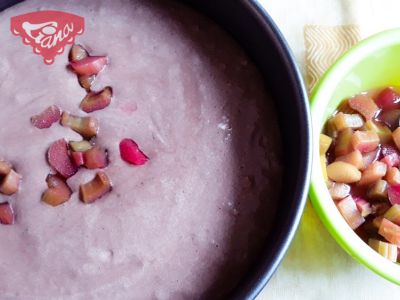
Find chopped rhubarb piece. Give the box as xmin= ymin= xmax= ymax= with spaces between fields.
xmin=320 ymin=133 xmax=332 ymax=155
xmin=31 ymin=105 xmax=61 ymax=129
xmin=335 ymin=128 xmax=354 ymax=157
xmin=386 ymin=167 xmax=400 ymax=185
xmin=42 ymin=174 xmax=72 ymax=206
xmin=0 ymin=202 xmax=14 ymax=225
xmin=69 ymin=140 xmax=92 ymax=152
xmin=69 ymin=44 xmax=88 ymax=62
xmin=84 ymin=147 xmax=108 ymax=169
xmin=78 ymin=75 xmax=96 ymax=91
xmin=372 ymin=216 xmax=384 ymax=229
xmin=363 ymin=120 xmax=392 ymax=144
xmin=358 ymin=161 xmax=387 ymax=186
xmin=326 ymin=161 xmax=361 ymax=183
xmin=79 ymin=171 xmax=112 ymax=203
xmin=378 ymin=218 xmax=400 ymax=247
xmin=0 ymin=169 xmax=21 ymax=195
xmin=325 ymin=117 xmax=338 ymax=139
xmin=348 ymin=95 xmax=379 ymax=120
xmin=378 ymin=109 xmax=400 ymax=130
xmin=69 ymin=56 xmax=108 ymax=76
xmin=60 ymin=112 xmax=99 ymax=139
xmin=0 ymin=160 xmax=12 ymax=176
xmin=381 ymin=152 xmax=400 ymax=168
xmin=47 ymin=139 xmax=77 ymax=178
xmin=320 ymin=155 xmax=328 ymax=182
xmin=355 ymin=198 xmax=372 ymax=217
xmin=384 ymin=205 xmax=400 ymax=225
xmin=361 ymin=148 xmax=380 ymax=170
xmin=337 ymin=100 xmax=356 ymax=114
xmin=388 ymin=185 xmax=400 ymax=205
xmin=335 ymin=150 xmax=363 ymax=169
xmin=336 ymin=196 xmax=365 ymax=230
xmin=376 ymin=87 xmax=400 ymax=110
xmin=80 ymin=86 xmax=112 ymax=113
xmin=367 ymin=179 xmax=388 ymax=200
xmin=392 ymin=127 xmax=400 ymax=151
xmin=369 ymin=239 xmax=398 ymax=262
xmin=328 ymin=182 xmax=351 ymax=200
xmin=119 ymin=138 xmax=149 ymax=165
xmin=351 ymin=130 xmax=379 ymax=153
xmin=71 ymin=151 xmax=85 ymax=167
xmin=332 ymin=112 xmax=364 ymax=131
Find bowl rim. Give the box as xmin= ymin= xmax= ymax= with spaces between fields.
xmin=309 ymin=28 xmax=400 ymax=285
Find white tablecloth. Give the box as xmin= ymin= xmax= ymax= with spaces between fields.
xmin=256 ymin=0 xmax=400 ymax=299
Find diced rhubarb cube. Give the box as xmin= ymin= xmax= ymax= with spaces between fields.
xmin=392 ymin=127 xmax=400 ymax=151
xmin=369 ymin=238 xmax=398 ymax=262
xmin=31 ymin=105 xmax=61 ymax=129
xmin=363 ymin=120 xmax=392 ymax=143
xmin=386 ymin=167 xmax=400 ymax=185
xmin=355 ymin=198 xmax=372 ymax=217
xmin=80 ymin=86 xmax=112 ymax=113
xmin=71 ymin=151 xmax=85 ymax=167
xmin=0 ymin=169 xmax=21 ymax=195
xmin=78 ymin=75 xmax=96 ymax=91
xmin=69 ymin=140 xmax=92 ymax=152
xmin=325 ymin=117 xmax=338 ymax=139
xmin=320 ymin=133 xmax=332 ymax=155
xmin=69 ymin=44 xmax=88 ymax=62
xmin=348 ymin=94 xmax=379 ymax=120
xmin=378 ymin=109 xmax=400 ymax=130
xmin=333 ymin=112 xmax=364 ymax=131
xmin=335 ymin=150 xmax=363 ymax=169
xmin=336 ymin=195 xmax=365 ymax=230
xmin=375 ymin=87 xmax=400 ymax=110
xmin=60 ymin=112 xmax=99 ymax=139
xmin=327 ymin=161 xmax=361 ymax=183
xmin=381 ymin=152 xmax=400 ymax=168
xmin=69 ymin=56 xmax=108 ymax=76
xmin=388 ymin=185 xmax=400 ymax=205
xmin=0 ymin=202 xmax=14 ymax=225
xmin=0 ymin=160 xmax=12 ymax=176
xmin=328 ymin=182 xmax=351 ymax=200
xmin=335 ymin=128 xmax=354 ymax=157
xmin=373 ymin=216 xmax=384 ymax=229
xmin=119 ymin=138 xmax=149 ymax=165
xmin=367 ymin=179 xmax=388 ymax=200
xmin=84 ymin=147 xmax=108 ymax=169
xmin=47 ymin=139 xmax=77 ymax=178
xmin=41 ymin=174 xmax=72 ymax=207
xmin=351 ymin=130 xmax=380 ymax=153
xmin=384 ymin=205 xmax=400 ymax=225
xmin=79 ymin=171 xmax=112 ymax=204
xmin=358 ymin=161 xmax=387 ymax=186
xmin=321 ymin=155 xmax=328 ymax=182
xmin=361 ymin=148 xmax=381 ymax=170
xmin=378 ymin=218 xmax=400 ymax=247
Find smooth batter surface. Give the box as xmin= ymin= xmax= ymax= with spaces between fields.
xmin=0 ymin=0 xmax=282 ymax=299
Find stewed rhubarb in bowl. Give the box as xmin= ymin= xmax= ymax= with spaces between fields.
xmin=0 ymin=0 xmax=310 ymax=299
xmin=310 ymin=29 xmax=400 ymax=284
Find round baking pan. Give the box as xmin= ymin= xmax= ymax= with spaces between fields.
xmin=0 ymin=1 xmax=311 ymax=299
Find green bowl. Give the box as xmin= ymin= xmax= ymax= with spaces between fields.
xmin=309 ymin=29 xmax=400 ymax=284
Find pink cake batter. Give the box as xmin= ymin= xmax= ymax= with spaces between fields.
xmin=0 ymin=0 xmax=282 ymax=299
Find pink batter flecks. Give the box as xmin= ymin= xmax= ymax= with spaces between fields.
xmin=0 ymin=0 xmax=283 ymax=299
